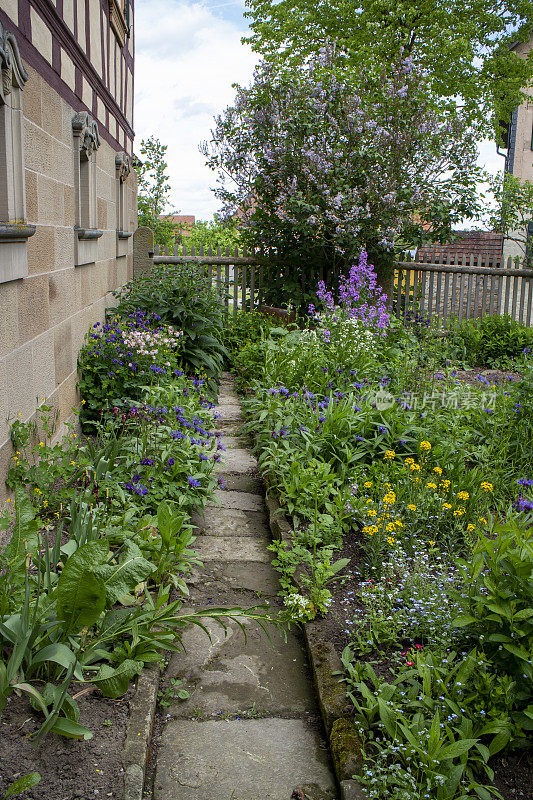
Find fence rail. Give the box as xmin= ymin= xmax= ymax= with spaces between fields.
xmin=132 ymin=232 xmax=533 ymax=327
xmin=394 ymin=253 xmax=533 ymax=328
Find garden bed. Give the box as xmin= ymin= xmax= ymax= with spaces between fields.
xmin=230 ymin=277 xmax=533 ymax=800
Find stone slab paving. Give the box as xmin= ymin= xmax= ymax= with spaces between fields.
xmin=191 ymin=507 xmax=268 ymax=538
xmin=194 ymin=535 xmax=271 ymax=563
xmin=153 ymin=378 xmax=337 ymax=800
xmin=206 ymin=489 xmax=264 ymax=512
xmin=155 ymin=719 xmax=336 ymax=800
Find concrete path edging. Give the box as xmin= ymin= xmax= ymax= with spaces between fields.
xmin=121 ymin=665 xmax=161 ymax=800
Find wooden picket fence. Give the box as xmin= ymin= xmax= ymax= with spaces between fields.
xmin=148 ymin=241 xmax=533 ymax=327
xmin=394 ymin=253 xmax=533 ymax=328
xmin=152 ymin=244 xmax=264 ymax=315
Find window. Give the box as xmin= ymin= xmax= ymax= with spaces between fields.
xmin=0 ymin=21 xmax=35 ymax=283
xmin=72 ymin=112 xmax=102 ymax=266
xmin=110 ymin=0 xmax=131 ymax=43
xmin=115 ymin=151 xmax=132 ymax=256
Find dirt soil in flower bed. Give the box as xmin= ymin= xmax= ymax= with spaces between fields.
xmin=434 ymin=368 xmax=523 ymax=386
xmin=0 ymin=687 xmax=132 ymax=799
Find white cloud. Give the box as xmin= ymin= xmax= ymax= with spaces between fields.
xmin=134 ymin=0 xmax=256 ymax=219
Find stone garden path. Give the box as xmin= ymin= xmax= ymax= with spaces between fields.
xmin=152 ymin=374 xmax=338 ymax=800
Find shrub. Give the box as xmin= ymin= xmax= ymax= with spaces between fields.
xmin=447 ymin=315 xmax=533 ymax=367
xmin=113 ymin=264 xmax=228 ymax=395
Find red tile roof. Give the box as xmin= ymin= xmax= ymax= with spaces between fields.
xmin=416 ymin=231 xmax=503 ymax=264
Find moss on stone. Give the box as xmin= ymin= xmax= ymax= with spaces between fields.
xmin=330 ymin=718 xmax=364 ymax=781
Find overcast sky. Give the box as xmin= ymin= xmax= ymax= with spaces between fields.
xmin=134 ymin=0 xmax=505 ymax=223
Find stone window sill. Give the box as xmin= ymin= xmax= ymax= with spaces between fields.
xmin=0 ymin=223 xmax=36 ymax=283
xmin=117 ymin=230 xmax=132 ymax=240
xmin=0 ymin=222 xmax=36 ymax=242
xmin=76 ymin=227 xmax=103 ymax=240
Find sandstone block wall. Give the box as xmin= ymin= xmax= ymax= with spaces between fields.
xmin=0 ymin=62 xmax=137 ymax=501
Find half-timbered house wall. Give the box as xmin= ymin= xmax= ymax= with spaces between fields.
xmin=0 ymin=1 xmax=137 ymax=498
xmin=502 ymin=36 xmax=533 ymax=264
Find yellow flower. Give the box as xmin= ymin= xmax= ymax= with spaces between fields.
xmin=363 ymin=481 xmax=372 ymax=488
xmin=453 ymin=507 xmax=466 ymax=516
xmin=366 ymin=499 xmax=374 ymax=505
xmin=443 ymin=502 xmax=452 ymax=510
xmin=43 ymin=500 xmax=48 ymax=508
xmin=384 ymin=450 xmax=396 ymax=460
xmin=407 ymin=504 xmax=417 ymax=511
xmin=433 ymin=467 xmax=443 ymax=475
xmin=410 ymin=463 xmax=421 ymax=472
xmin=429 ymin=540 xmax=436 ymax=546
xmin=457 ymin=491 xmax=469 ymax=501
xmin=412 ymin=475 xmax=421 ymax=483
xmin=385 ymin=522 xmax=396 ymax=532
xmin=383 ymin=491 xmax=396 ymax=506
xmin=480 ymin=482 xmax=493 ymax=493
xmin=39 ymin=442 xmax=44 ymax=448
xmin=440 ymin=480 xmax=451 ymax=490
xmin=363 ymin=525 xmax=378 ymax=536
xmin=467 ymin=524 xmax=476 ymax=532
xmin=387 ymin=536 xmax=396 ymax=545
xmin=70 ymin=461 xmax=76 ymax=467
xmin=366 ymin=509 xmax=377 ymax=518
xmin=478 ymin=516 xmax=488 ymax=525
xmin=395 ymin=520 xmax=404 ymax=528
xmin=420 ymin=440 xmax=431 ymax=451
xmin=426 ymin=482 xmax=437 ymax=490
xmin=404 ymin=457 xmax=415 ymax=466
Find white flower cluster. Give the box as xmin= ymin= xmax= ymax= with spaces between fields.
xmin=283 ymin=592 xmax=314 ymax=621
xmin=321 ymin=316 xmax=377 ymax=358
xmin=121 ymin=325 xmax=183 ymax=360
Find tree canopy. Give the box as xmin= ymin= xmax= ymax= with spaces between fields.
xmin=244 ymin=0 xmax=533 ymax=136
xmin=202 ymin=49 xmax=483 ymax=305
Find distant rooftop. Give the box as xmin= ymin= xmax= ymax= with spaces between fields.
xmin=416 ymin=231 xmax=503 ymax=264
xmin=163 ymin=214 xmax=196 ymax=234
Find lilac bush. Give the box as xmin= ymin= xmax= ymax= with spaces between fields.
xmin=201 ymin=47 xmax=482 ymax=306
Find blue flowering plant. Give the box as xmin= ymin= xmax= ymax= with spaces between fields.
xmin=77 ymin=309 xmax=184 ymax=430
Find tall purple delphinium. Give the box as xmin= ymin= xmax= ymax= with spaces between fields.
xmin=314 ymin=250 xmax=390 ymax=333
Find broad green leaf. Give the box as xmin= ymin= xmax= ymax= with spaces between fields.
xmin=451 ymin=615 xmax=477 ymax=627
xmin=439 ymin=738 xmax=478 ymax=760
xmin=56 ymin=541 xmax=108 ymax=631
xmin=31 ymin=643 xmax=77 ymax=672
xmin=4 ymin=773 xmax=41 ymax=797
xmin=94 ymin=541 xmax=153 ymax=606
xmin=50 ymin=717 xmax=93 ymax=740
xmin=91 ymin=659 xmax=143 ymax=698
xmin=377 ymin=697 xmax=397 ymax=739
xmin=4 ymin=488 xmax=39 ymax=567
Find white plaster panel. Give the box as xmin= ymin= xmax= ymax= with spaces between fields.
xmin=89 ymin=1 xmax=102 ymax=77
xmin=2 ymin=0 xmax=18 ymax=24
xmin=82 ymin=77 xmax=92 ymax=110
xmin=77 ymin=0 xmax=86 ymax=53
xmin=30 ymin=8 xmax=53 ymax=65
xmin=61 ymin=48 xmax=76 ymax=93
xmin=63 ymin=0 xmax=75 ymax=33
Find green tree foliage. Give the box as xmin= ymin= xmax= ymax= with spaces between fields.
xmin=177 ymin=217 xmax=241 ymax=252
xmin=137 ymin=136 xmax=177 ymax=248
xmin=244 ymin=0 xmax=533 ymax=137
xmin=202 ymin=52 xmax=483 ymax=306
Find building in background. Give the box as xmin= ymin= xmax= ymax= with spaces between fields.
xmin=500 ymin=36 xmax=533 ymax=264
xmin=0 ymin=0 xmax=137 ymax=497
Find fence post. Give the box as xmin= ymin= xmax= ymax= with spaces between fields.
xmin=133 ymin=226 xmax=155 ymax=279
